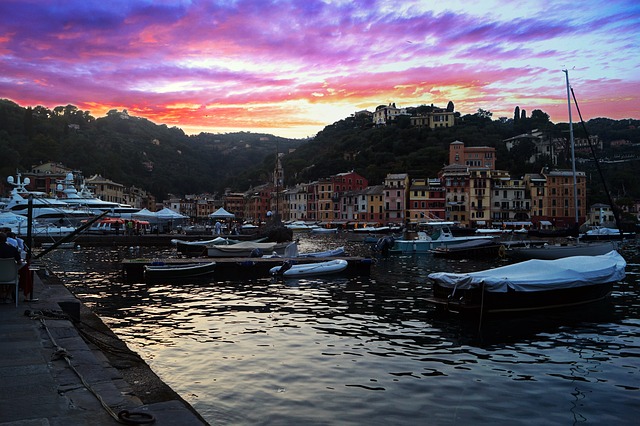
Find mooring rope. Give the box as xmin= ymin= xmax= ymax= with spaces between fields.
xmin=31 ymin=311 xmax=155 ymax=424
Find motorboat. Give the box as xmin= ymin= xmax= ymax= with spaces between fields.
xmin=507 ymin=240 xmax=619 ymax=260
xmin=55 ymin=173 xmax=140 ymax=219
xmin=269 ymin=259 xmax=348 ymax=277
xmin=144 ymin=261 xmax=216 ymax=280
xmin=427 ymin=251 xmax=626 ymax=315
xmin=580 ymin=226 xmax=634 ymax=241
xmin=352 ymin=226 xmax=391 ymax=234
xmin=3 ymin=173 xmax=93 ymax=226
xmin=390 ymin=222 xmax=494 ymax=254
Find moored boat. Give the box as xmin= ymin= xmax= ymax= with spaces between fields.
xmin=390 ymin=222 xmax=494 ymax=254
xmin=507 ymin=240 xmax=619 ymax=260
xmin=206 ymin=241 xmax=286 ymax=257
xmin=311 ymin=227 xmax=338 ymax=234
xmin=172 ymin=236 xmax=267 ymax=256
xmin=580 ymin=226 xmax=634 ymax=241
xmin=144 ymin=261 xmax=216 ymax=280
xmin=427 ymin=251 xmax=626 ymax=316
xmin=299 ymin=246 xmax=346 ymax=258
xmin=431 ymin=239 xmax=505 ymax=259
xmin=269 ymin=259 xmax=348 ymax=277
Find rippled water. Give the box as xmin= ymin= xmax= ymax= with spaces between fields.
xmin=43 ymin=235 xmax=640 ymax=425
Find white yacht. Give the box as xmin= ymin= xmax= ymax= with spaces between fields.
xmin=56 ymin=173 xmax=140 ymax=219
xmin=2 ymin=173 xmax=93 ymax=226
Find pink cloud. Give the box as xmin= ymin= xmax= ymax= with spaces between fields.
xmin=0 ymin=0 xmax=637 ymax=137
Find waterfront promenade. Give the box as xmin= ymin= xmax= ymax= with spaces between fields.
xmin=0 ymin=269 xmax=207 ymax=425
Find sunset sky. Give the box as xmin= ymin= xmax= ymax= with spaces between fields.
xmin=1 ymin=0 xmax=638 ymax=138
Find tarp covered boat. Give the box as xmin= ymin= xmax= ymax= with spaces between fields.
xmin=427 ymin=251 xmax=626 ymax=315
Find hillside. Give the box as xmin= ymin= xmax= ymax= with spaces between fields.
xmin=1 ymin=99 xmax=639 ymax=206
xmin=0 ymin=99 xmax=303 ymax=199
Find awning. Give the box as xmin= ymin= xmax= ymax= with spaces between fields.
xmin=540 ymin=220 xmax=552 ymax=226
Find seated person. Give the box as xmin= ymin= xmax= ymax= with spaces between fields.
xmin=0 ymin=232 xmax=21 ymax=302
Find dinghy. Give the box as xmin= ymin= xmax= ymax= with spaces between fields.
xmin=270 ymin=259 xmax=348 ymax=277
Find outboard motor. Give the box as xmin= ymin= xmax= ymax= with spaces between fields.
xmin=374 ymin=236 xmax=394 ymax=256
xmin=276 ymin=260 xmax=293 ymax=275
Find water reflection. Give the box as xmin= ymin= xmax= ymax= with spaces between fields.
xmin=41 ymin=236 xmax=640 ymax=425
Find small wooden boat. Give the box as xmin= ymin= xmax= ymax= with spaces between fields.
xmin=269 ymin=259 xmax=348 ymax=277
xmin=427 ymin=251 xmax=626 ymax=316
xmin=144 ymin=261 xmax=216 ymax=280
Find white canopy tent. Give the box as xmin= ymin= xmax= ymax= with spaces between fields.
xmin=156 ymin=207 xmax=188 ymax=220
xmin=131 ymin=208 xmax=157 ymax=220
xmin=209 ymin=207 xmax=235 ymax=219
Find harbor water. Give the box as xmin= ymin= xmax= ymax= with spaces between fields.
xmin=42 ymin=234 xmax=640 ymax=425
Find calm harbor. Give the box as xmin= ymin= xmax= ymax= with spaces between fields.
xmin=41 ymin=234 xmax=640 ymax=425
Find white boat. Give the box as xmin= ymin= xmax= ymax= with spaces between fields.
xmin=299 ymin=246 xmax=346 ymax=258
xmin=269 ymin=259 xmax=348 ymax=277
xmin=3 ymin=173 xmax=92 ymax=226
xmin=390 ymin=222 xmax=494 ymax=254
xmin=311 ymin=227 xmax=338 ymax=234
xmin=580 ymin=226 xmax=633 ymax=241
xmin=206 ymin=241 xmax=285 ymax=257
xmin=56 ymin=173 xmax=140 ymax=219
xmin=285 ymin=221 xmax=319 ymax=231
xmin=427 ymin=251 xmax=626 ymax=315
xmin=352 ymin=226 xmax=391 ymax=234
xmin=507 ymin=240 xmax=619 ymax=260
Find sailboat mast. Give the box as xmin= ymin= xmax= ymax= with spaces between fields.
xmin=563 ymin=69 xmax=579 ymax=226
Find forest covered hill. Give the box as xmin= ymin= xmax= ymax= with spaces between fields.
xmin=1 ymin=99 xmax=639 ymax=206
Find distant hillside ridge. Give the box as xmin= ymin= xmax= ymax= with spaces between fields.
xmin=1 ymin=99 xmax=639 ymax=204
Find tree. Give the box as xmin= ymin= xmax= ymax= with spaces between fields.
xmin=514 ymin=106 xmax=520 ymax=121
xmin=476 ymin=108 xmax=493 ymax=119
xmin=521 ymin=109 xmax=527 ymax=120
xmin=446 ymin=101 xmax=454 ymax=112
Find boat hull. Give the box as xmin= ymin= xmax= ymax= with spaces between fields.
xmin=391 ymin=236 xmax=493 ymax=254
xmin=430 ymin=281 xmax=613 ymax=316
xmin=432 ymin=240 xmax=504 ymax=259
xmin=144 ymin=262 xmax=216 ymax=280
xmin=507 ymin=241 xmax=618 ymax=260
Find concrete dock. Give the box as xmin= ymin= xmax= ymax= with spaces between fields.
xmin=0 ymin=270 xmax=207 ymax=425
